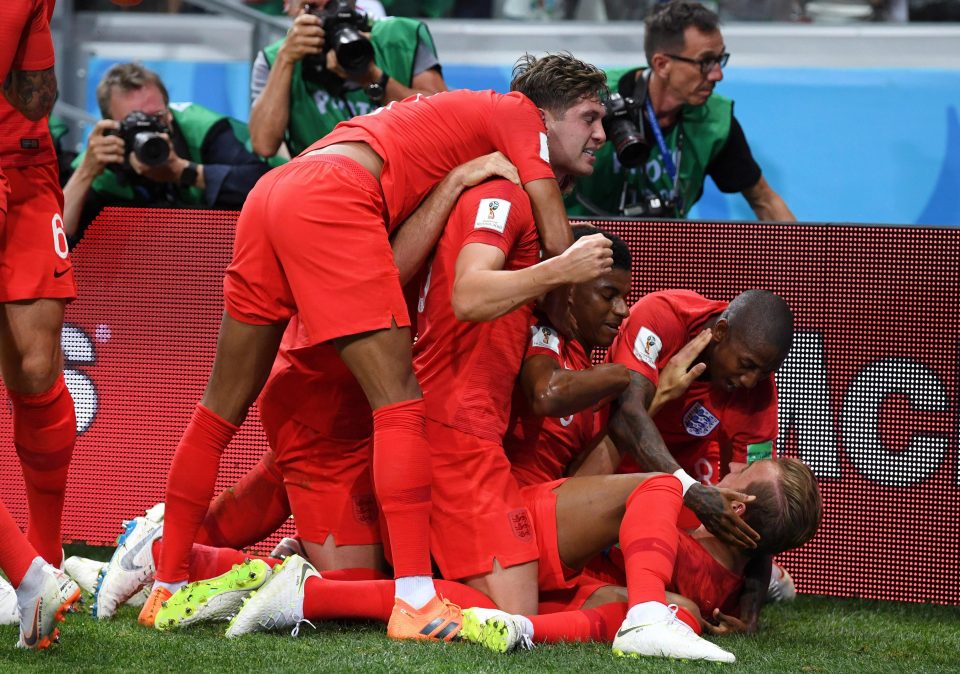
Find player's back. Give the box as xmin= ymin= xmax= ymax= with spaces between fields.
xmin=312 ymin=89 xmax=554 ymax=230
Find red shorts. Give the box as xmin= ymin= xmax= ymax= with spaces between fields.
xmin=538 ymin=577 xmax=616 ymax=613
xmin=0 ymin=163 xmax=75 ymax=302
xmin=521 ymin=478 xmax=581 ymax=592
xmin=427 ymin=419 xmax=539 ymax=580
xmin=259 ymin=380 xmax=379 ymax=546
xmin=223 ymin=154 xmax=409 ymax=344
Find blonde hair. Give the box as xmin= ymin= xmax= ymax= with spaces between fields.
xmin=742 ymin=457 xmax=822 ymax=556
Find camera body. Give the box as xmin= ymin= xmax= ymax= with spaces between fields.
xmin=106 ymin=111 xmax=170 ymax=167
xmin=601 ymin=92 xmax=648 ymax=168
xmin=302 ymin=1 xmax=375 ymax=82
xmin=623 ymin=193 xmax=678 ymax=219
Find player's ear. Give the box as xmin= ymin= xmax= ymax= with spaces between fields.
xmin=731 ymin=500 xmax=746 ymax=516
xmin=712 ymin=318 xmax=728 ymax=343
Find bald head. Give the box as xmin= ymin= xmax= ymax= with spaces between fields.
xmin=722 ymin=290 xmax=794 ymax=360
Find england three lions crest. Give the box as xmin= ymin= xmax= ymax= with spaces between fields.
xmin=682 ymin=402 xmax=720 ymax=437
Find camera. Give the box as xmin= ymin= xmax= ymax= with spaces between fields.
xmin=106 ymin=111 xmax=170 ymax=167
xmin=601 ymin=92 xmax=648 ymax=168
xmin=302 ymin=1 xmax=374 ymax=82
xmin=623 ymin=193 xmax=678 ymax=219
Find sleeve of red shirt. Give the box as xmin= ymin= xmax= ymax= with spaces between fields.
xmin=489 ymin=92 xmax=557 ymax=186
xmin=459 ymin=179 xmax=533 ymax=256
xmin=5 ymin=1 xmax=55 ymax=76
xmin=525 ymin=320 xmax=564 ymax=364
xmin=608 ymin=294 xmax=689 ymax=387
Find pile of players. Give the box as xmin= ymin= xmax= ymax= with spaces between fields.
xmin=0 ymin=1 xmax=820 ymax=664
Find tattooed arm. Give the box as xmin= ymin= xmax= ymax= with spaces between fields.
xmin=3 ymin=66 xmax=57 ymax=121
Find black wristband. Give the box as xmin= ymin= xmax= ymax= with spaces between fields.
xmin=179 ymin=161 xmax=199 ymax=188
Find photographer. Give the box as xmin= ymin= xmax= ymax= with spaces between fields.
xmin=62 ymin=63 xmax=271 ymax=248
xmin=569 ymin=1 xmax=794 ymax=221
xmin=249 ymin=0 xmax=446 ymax=158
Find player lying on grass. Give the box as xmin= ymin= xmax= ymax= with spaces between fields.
xmin=459 ymin=455 xmax=821 ymax=663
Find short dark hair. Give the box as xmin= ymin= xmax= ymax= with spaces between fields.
xmin=723 ymin=289 xmax=794 ymax=358
xmin=741 ymin=458 xmax=822 ymax=557
xmin=644 ymin=1 xmax=720 ymax=66
xmin=572 ymin=224 xmax=632 ymax=273
xmin=510 ymin=52 xmax=607 ymax=117
xmin=96 ymin=62 xmax=170 ymax=119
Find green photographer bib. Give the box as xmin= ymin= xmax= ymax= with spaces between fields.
xmin=568 ymin=67 xmax=732 ymax=218
xmin=262 ymin=16 xmax=435 ymax=156
xmin=72 ymin=103 xmax=230 ymax=205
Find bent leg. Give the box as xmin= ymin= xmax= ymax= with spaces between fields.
xmin=462 ymin=559 xmax=540 ymax=616
xmin=156 ymin=314 xmax=285 ymax=585
xmin=336 ymin=325 xmax=434 ymax=600
xmin=553 ymin=472 xmax=657 ymax=571
xmin=198 ymin=449 xmax=291 ymax=549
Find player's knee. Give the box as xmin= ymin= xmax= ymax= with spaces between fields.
xmin=8 ymin=350 xmax=60 ymax=394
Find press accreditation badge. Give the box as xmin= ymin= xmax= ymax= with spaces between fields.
xmin=632 ymin=327 xmax=662 ymax=368
xmin=531 ymin=325 xmax=561 ymax=355
xmin=474 ymin=198 xmax=511 ymax=233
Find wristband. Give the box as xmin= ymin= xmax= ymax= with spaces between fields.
xmin=672 ymin=468 xmax=698 ymax=496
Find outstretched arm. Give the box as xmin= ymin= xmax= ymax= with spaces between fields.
xmin=520 ymin=354 xmax=630 ymax=419
xmin=743 ymin=176 xmax=794 ymax=222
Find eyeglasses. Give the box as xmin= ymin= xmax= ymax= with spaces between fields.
xmin=664 ymin=51 xmax=730 ymax=75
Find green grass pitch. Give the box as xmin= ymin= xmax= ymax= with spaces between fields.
xmin=1 ymin=545 xmax=957 ymax=673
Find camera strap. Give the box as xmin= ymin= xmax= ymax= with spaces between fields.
xmin=644 ymin=96 xmax=679 ymax=183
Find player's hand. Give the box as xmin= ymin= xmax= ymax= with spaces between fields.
xmin=685 ymin=483 xmax=759 ymax=549
xmin=81 ymin=119 xmax=125 ymax=176
xmin=278 ymin=10 xmax=325 ymax=64
xmin=649 ymin=329 xmax=712 ymax=414
xmin=555 ymin=232 xmax=614 ymax=284
xmin=128 ymin=134 xmax=185 ymax=184
xmin=702 ymin=608 xmax=756 ymax=635
xmin=451 ymin=152 xmax=520 ymax=188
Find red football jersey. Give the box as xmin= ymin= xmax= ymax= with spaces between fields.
xmin=311 ymin=90 xmax=555 ymax=232
xmin=505 ymin=320 xmax=599 ymax=487
xmin=412 ymin=178 xmax=540 ymax=443
xmin=608 ymin=290 xmax=778 ymax=484
xmin=0 ymin=0 xmax=56 ymax=169
xmin=670 ymin=530 xmax=744 ymax=618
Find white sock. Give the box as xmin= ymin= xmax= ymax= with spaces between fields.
xmin=517 ymin=614 xmax=534 ymax=638
xmin=152 ymin=579 xmax=187 ymax=595
xmin=625 ymin=600 xmax=672 ymax=626
xmin=394 ymin=575 xmax=435 ymax=610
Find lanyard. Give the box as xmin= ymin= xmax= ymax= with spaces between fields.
xmin=644 ymin=96 xmax=682 ymax=201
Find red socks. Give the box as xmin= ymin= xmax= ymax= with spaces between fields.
xmin=197 ymin=449 xmax=291 ymax=549
xmin=151 ymin=539 xmax=278 ymax=582
xmin=528 ymin=603 xmax=627 ymax=643
xmin=10 ymin=374 xmax=76 ymax=567
xmin=371 ymin=399 xmax=432 ymax=578
xmin=0 ymin=502 xmax=39 ymax=587
xmin=302 ymin=577 xmax=494 ymax=623
xmin=156 ymin=404 xmax=238 ymax=583
xmin=620 ymin=474 xmax=683 ymax=607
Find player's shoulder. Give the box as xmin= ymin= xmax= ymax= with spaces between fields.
xmin=459 ymin=178 xmax=531 ymax=229
xmin=528 ymin=319 xmax=564 ymax=356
